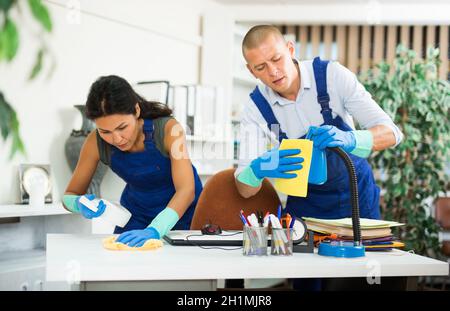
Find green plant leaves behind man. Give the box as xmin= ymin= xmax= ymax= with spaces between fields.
xmin=362 ymin=44 xmax=450 ymax=259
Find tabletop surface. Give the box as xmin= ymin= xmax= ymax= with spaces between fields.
xmin=46 ymin=233 xmax=449 ymax=282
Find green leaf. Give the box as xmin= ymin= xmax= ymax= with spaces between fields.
xmin=0 ymin=18 xmax=19 ymax=61
xmin=361 ymin=44 xmax=450 ymax=258
xmin=0 ymin=92 xmax=12 ymax=139
xmin=0 ymin=91 xmax=25 ymax=159
xmin=8 ymin=109 xmax=25 ymax=158
xmin=0 ymin=0 xmax=15 ymax=12
xmin=27 ymin=0 xmax=52 ymax=32
xmin=28 ymin=48 xmax=43 ymax=80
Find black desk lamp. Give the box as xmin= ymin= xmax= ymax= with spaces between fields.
xmin=317 ymin=147 xmax=365 ymax=258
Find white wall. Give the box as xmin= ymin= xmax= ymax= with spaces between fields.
xmin=0 ymin=0 xmax=214 ymax=205
xmin=226 ymin=0 xmax=450 ymax=25
xmin=197 ymin=2 xmax=236 ymax=171
xmin=0 ymin=0 xmax=232 ymax=251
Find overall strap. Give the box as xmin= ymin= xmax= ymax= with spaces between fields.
xmin=96 ymin=130 xmax=111 ymax=166
xmin=142 ymin=118 xmax=155 ymax=142
xmin=312 ymin=57 xmax=333 ymax=124
xmin=249 ymin=87 xmax=288 ymax=142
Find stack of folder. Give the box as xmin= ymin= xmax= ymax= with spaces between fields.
xmin=303 ymin=217 xmax=405 ymax=251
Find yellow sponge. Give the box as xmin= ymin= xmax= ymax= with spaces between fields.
xmin=102 ymin=236 xmax=163 ymax=251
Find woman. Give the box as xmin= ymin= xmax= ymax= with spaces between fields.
xmin=62 ymin=75 xmax=203 ymax=247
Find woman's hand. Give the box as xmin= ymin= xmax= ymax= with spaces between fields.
xmin=116 ymin=227 xmax=160 ymax=247
xmin=77 ymin=194 xmax=106 ymax=219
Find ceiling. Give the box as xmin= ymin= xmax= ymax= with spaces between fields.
xmin=213 ymin=0 xmax=446 ymax=5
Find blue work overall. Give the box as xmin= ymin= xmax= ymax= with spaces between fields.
xmin=250 ymin=57 xmax=381 ymax=221
xmin=108 ymin=118 xmax=203 ymax=234
xmin=250 ymin=57 xmax=381 ymax=291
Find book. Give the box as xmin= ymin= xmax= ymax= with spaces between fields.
xmin=339 ymin=235 xmax=395 ymax=243
xmin=170 ymin=85 xmax=188 ymax=130
xmin=303 ymin=217 xmax=404 ymax=229
xmin=305 ymin=221 xmax=392 ymax=238
xmin=365 ymin=241 xmax=405 ymax=250
xmin=186 ymin=86 xmax=196 ymax=135
xmin=197 ymin=85 xmax=216 ymax=137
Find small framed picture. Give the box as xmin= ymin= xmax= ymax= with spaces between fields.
xmin=19 ymin=164 xmax=53 ymax=204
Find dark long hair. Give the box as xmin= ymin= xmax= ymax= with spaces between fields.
xmin=85 ymin=75 xmax=172 ymax=120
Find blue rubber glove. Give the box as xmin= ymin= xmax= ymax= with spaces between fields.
xmin=77 ymin=194 xmax=106 ymax=219
xmin=116 ymin=227 xmax=161 ymax=247
xmin=250 ymin=148 xmax=304 ymax=179
xmin=307 ymin=125 xmax=356 ymax=152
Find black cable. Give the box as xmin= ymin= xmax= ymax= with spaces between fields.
xmin=329 ymin=147 xmax=362 ymax=245
xmin=185 ymin=230 xmax=243 ymax=250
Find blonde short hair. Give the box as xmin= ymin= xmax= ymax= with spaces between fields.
xmin=242 ymin=25 xmax=286 ymax=58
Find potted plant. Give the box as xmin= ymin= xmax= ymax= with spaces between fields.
xmin=361 ymin=45 xmax=450 ymax=259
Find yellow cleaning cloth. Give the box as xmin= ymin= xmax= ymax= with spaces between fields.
xmin=274 ymin=139 xmax=313 ymax=197
xmin=102 ymin=236 xmax=163 ymax=251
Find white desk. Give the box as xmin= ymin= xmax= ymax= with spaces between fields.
xmin=46 ymin=233 xmax=449 ymax=291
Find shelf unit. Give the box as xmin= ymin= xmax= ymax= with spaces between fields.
xmin=0 ymin=247 xmax=73 ymax=291
xmin=0 ymin=248 xmax=45 ymax=274
xmin=232 ymin=24 xmax=256 ymax=166
xmin=186 ymin=134 xmax=234 ymax=176
xmin=186 ymin=135 xmax=230 ymax=144
xmin=0 ymin=203 xmax=71 ymax=218
xmin=232 ymin=73 xmax=256 ymax=87
xmin=0 ymin=248 xmax=46 ymax=290
xmin=197 ymin=170 xmax=218 ymax=176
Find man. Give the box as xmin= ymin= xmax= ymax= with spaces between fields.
xmin=235 ymin=25 xmax=403 ymax=221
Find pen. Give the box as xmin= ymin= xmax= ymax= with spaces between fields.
xmin=239 ymin=211 xmax=250 ymax=254
xmin=241 ymin=212 xmax=260 ymax=252
xmin=283 ymin=218 xmax=291 ymax=241
xmin=239 ymin=213 xmax=248 ymax=226
xmin=282 ymin=214 xmax=291 ymax=228
xmin=248 ymin=214 xmax=259 ymax=227
xmin=263 ymin=214 xmax=270 ymax=227
xmin=256 ymin=211 xmax=264 ymax=227
xmin=287 ymin=215 xmax=295 ymax=255
xmin=243 ymin=211 xmax=262 ymax=247
xmin=270 ymin=215 xmax=288 ymax=243
xmin=240 ymin=210 xmax=251 ymax=226
xmin=248 ymin=214 xmax=263 ymax=245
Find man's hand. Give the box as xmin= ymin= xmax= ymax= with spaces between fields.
xmin=250 ymin=148 xmax=304 ymax=179
xmin=307 ymin=125 xmax=356 ymax=152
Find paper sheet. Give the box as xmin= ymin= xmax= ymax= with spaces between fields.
xmin=274 ymin=139 xmax=313 ymax=197
xmin=303 ymin=217 xmax=405 ymax=228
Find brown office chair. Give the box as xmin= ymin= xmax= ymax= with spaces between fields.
xmin=190 ymin=168 xmax=285 ymax=290
xmin=190 ymin=168 xmax=281 ymax=230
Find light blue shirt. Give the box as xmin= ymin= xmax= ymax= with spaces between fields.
xmin=235 ymin=59 xmax=404 ymax=176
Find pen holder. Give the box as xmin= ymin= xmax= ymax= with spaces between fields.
xmin=243 ymin=225 xmax=268 ymax=256
xmin=270 ymin=228 xmax=293 ymax=256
